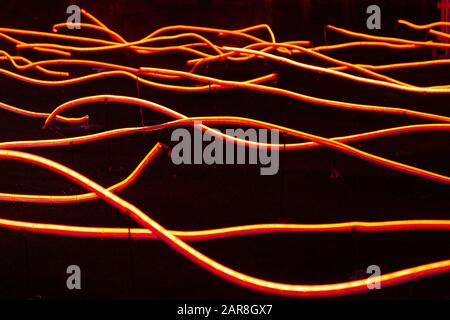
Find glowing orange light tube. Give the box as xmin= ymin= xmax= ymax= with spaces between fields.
xmin=1 ymin=60 xmax=448 ymax=123
xmin=0 ymin=149 xmax=449 ymax=298
xmin=398 ymin=19 xmax=450 ymax=30
xmin=34 ymin=95 xmax=450 ymax=185
xmin=0 ymin=51 xmax=68 ymax=77
xmin=188 ymin=43 xmax=414 ymax=87
xmin=0 ymin=66 xmax=277 ymax=92
xmin=330 ymin=59 xmax=450 ymax=72
xmin=1 ymin=10 xmax=449 ymax=298
xmin=430 ymin=29 xmax=450 ymax=40
xmin=187 ymin=41 xmax=419 ymax=70
xmin=0 ymin=217 xmax=449 ymax=241
xmin=15 ymin=32 xmax=225 ymax=56
xmin=0 ymin=143 xmax=164 ymax=203
xmin=2 ymin=120 xmax=449 ymax=203
xmin=0 ymin=100 xmax=88 ymax=123
xmin=312 ymin=41 xmax=418 ymax=51
xmin=140 ymin=68 xmax=450 ymax=123
xmin=4 ymin=60 xmax=449 ymax=123
xmin=223 ymin=46 xmax=450 ymax=93
xmin=326 ymin=24 xmax=450 ymax=48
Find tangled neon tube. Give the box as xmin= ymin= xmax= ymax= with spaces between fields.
xmin=1 ymin=149 xmax=449 ymax=298
xmin=0 ymin=9 xmax=449 ymax=298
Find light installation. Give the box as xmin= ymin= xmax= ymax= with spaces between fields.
xmin=0 ymin=8 xmax=449 ymax=297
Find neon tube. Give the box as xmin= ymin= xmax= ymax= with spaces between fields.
xmin=327 ymin=24 xmax=450 ymax=48
xmin=2 ymin=121 xmax=449 ymax=203
xmin=35 ymin=94 xmax=450 ymax=185
xmin=0 ymin=217 xmax=449 ymax=241
xmin=0 ymin=149 xmax=449 ymax=297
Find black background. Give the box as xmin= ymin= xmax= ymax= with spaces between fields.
xmin=0 ymin=0 xmax=449 ymax=300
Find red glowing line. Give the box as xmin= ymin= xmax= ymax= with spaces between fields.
xmin=80 ymin=7 xmax=279 ymax=47
xmin=0 ymin=27 xmax=117 ymax=46
xmin=0 ymin=143 xmax=164 ymax=203
xmin=0 ymin=100 xmax=88 ymax=123
xmin=224 ymin=46 xmax=450 ymax=93
xmin=52 ymin=23 xmax=128 ymax=44
xmin=8 ymin=44 xmax=441 ymax=92
xmin=0 ymin=10 xmax=449 ymax=297
xmin=398 ymin=19 xmax=450 ymax=30
xmin=141 ymin=67 xmax=450 ymax=122
xmin=186 ymin=41 xmax=420 ymax=70
xmin=430 ymin=29 xmax=450 ymax=40
xmin=0 ymin=65 xmax=277 ymax=91
xmin=326 ymin=24 xmax=450 ymax=48
xmin=1 ymin=217 xmax=449 ymax=241
xmin=0 ymin=51 xmax=68 ymax=77
xmin=15 ymin=33 xmax=225 ymax=56
xmin=53 ymin=23 xmax=216 ymax=57
xmin=0 ymin=26 xmax=221 ymax=58
xmin=1 ymin=122 xmax=447 ymax=152
xmin=1 ymin=16 xmax=447 ymax=92
xmin=143 ymin=25 xmax=277 ymax=45
xmin=329 ymin=59 xmax=450 ymax=71
xmin=188 ymin=43 xmax=415 ymax=87
xmin=0 ymin=149 xmax=449 ymax=298
xmin=1 ymin=59 xmax=448 ymax=123
xmin=1 ymin=121 xmax=449 ymax=203
xmin=0 ymin=30 xmax=71 ymax=56
xmin=312 ymin=41 xmax=419 ymax=51
xmin=26 ymin=94 xmax=448 ymax=185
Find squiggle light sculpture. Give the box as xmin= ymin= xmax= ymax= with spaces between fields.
xmin=0 ymin=9 xmax=448 ymax=297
